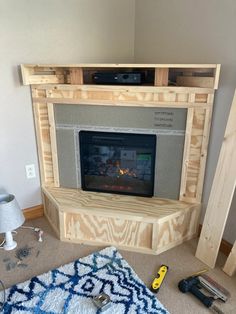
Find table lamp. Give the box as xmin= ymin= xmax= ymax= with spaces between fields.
xmin=0 ymin=194 xmax=25 ymax=250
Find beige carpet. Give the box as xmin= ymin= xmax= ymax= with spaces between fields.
xmin=0 ymin=217 xmax=235 ymax=314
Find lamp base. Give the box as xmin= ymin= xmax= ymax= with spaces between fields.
xmin=4 ymin=240 xmax=17 ymax=250
xmin=3 ymin=231 xmax=17 ymax=251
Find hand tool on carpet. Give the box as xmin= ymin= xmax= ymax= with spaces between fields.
xmin=93 ymin=293 xmax=111 ymax=312
xmin=150 ymin=265 xmax=168 ymax=293
xmin=198 ymin=274 xmax=230 ymax=302
xmin=178 ymin=273 xmax=230 ymax=314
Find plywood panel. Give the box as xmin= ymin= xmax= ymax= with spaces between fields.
xmin=43 ymin=194 xmax=60 ymax=237
xmin=155 ymin=204 xmax=200 ymax=253
xmin=177 ymin=76 xmax=214 ymax=88
xmin=42 ymin=186 xmax=200 ymax=254
xmin=65 ymin=213 xmax=152 ymax=249
xmin=43 ymin=186 xmax=197 ymax=222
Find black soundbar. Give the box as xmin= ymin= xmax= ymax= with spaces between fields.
xmin=92 ymin=72 xmax=144 ymax=85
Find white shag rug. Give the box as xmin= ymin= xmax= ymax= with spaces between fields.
xmin=0 ymin=246 xmax=169 ymax=314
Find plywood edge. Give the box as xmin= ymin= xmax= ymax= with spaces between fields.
xmin=47 ymin=103 xmax=60 ymax=187
xmin=43 ymin=186 xmax=196 ymax=223
xmin=155 ymin=232 xmax=198 ymax=255
xmin=157 ymin=202 xmax=201 ymax=224
xmin=42 ymin=192 xmax=60 ymax=239
xmin=44 ymin=211 xmax=60 ymax=239
xmin=21 ymin=63 xmax=220 ymax=69
xmin=32 ymin=83 xmax=215 ymax=94
xmin=32 ymin=98 xmax=212 ymax=109
xmin=179 ymin=108 xmax=194 ymax=200
xmin=61 ymin=237 xmax=156 ymax=255
xmin=214 ymin=64 xmax=221 ymax=90
xmin=42 ymin=185 xmax=61 ymax=209
xmin=23 ymin=204 xmax=44 ymax=220
xmin=223 ymin=240 xmax=236 ymax=276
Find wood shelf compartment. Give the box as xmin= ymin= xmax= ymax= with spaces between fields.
xmin=21 ymin=64 xmax=220 ymax=89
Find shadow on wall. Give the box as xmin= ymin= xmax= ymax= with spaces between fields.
xmin=0 ymin=187 xmax=8 ymax=194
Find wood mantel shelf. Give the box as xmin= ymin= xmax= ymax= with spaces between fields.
xmin=21 ymin=63 xmax=220 ymax=254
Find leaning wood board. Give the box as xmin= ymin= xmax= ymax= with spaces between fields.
xmin=196 ymin=90 xmax=236 ymax=268
xmin=21 ymin=63 xmax=220 ymax=254
xmin=42 ymin=186 xmax=200 ymax=255
xmin=223 ymin=240 xmax=236 ymax=276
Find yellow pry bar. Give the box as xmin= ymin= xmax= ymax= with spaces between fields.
xmin=151 ymin=265 xmax=168 ymax=292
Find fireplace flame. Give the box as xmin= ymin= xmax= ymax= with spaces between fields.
xmin=118 ymin=167 xmax=137 ymax=178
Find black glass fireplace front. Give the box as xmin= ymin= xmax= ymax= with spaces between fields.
xmin=79 ymin=131 xmax=156 ymax=197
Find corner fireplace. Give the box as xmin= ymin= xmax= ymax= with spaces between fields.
xmin=79 ymin=131 xmax=156 ymax=197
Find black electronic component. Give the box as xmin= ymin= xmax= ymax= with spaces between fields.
xmin=92 ymin=72 xmax=144 ymax=85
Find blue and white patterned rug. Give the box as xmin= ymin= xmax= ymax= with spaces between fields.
xmin=0 ymin=246 xmax=169 ymax=313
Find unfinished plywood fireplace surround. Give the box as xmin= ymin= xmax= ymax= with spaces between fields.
xmin=21 ymin=63 xmax=220 ymax=255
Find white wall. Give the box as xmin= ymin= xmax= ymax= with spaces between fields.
xmin=134 ymin=0 xmax=236 ymax=243
xmin=0 ymin=0 xmax=135 ymax=208
xmin=1 ymin=0 xmax=235 ymax=244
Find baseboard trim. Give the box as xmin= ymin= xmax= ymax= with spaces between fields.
xmin=198 ymin=224 xmax=232 ymax=257
xmin=23 ymin=204 xmax=44 ymax=220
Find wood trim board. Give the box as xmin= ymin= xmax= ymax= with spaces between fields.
xmin=196 ymin=90 xmax=236 ymax=268
xmin=23 ymin=204 xmax=44 ymax=220
xmin=223 ymin=240 xmax=236 ymax=276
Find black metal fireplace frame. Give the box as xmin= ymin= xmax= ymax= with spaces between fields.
xmin=79 ymin=130 xmax=156 ymax=197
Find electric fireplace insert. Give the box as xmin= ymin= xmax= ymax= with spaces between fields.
xmin=79 ymin=131 xmax=156 ymax=197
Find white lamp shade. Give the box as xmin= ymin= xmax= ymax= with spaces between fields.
xmin=0 ymin=194 xmax=25 ymax=233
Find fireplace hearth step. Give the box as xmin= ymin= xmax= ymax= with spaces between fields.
xmin=42 ymin=186 xmax=200 ymax=255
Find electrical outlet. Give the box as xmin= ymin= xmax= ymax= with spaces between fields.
xmin=25 ymin=164 xmax=36 ymax=179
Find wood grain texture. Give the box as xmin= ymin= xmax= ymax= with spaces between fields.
xmin=195 ymin=107 xmax=213 ymax=201
xmin=42 ymin=186 xmax=200 ymax=254
xmin=33 ymin=102 xmax=54 ymax=184
xmin=43 ymin=186 xmax=197 ymax=222
xmin=21 ymin=64 xmax=220 ymax=88
xmin=183 ymin=108 xmax=206 ymax=201
xmin=155 ymin=204 xmax=200 ymax=253
xmin=223 ymin=240 xmax=236 ymax=276
xmin=65 ymin=213 xmax=152 ymax=249
xmin=43 ymin=193 xmax=60 ymax=237
xmin=179 ymin=108 xmax=194 ymax=200
xmin=47 ymin=103 xmax=60 ymax=187
xmin=69 ymin=68 xmax=83 ymax=84
xmin=196 ymin=90 xmax=236 ymax=268
xmin=21 ymin=63 xmax=221 ymax=255
xmin=176 ymin=76 xmax=214 ymax=88
xmin=35 ymin=85 xmax=213 ymax=108
xmin=23 ymin=205 xmax=44 ymax=220
xmin=154 ymin=68 xmax=169 ymax=86
xmin=22 ymin=63 xmax=219 ymax=68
